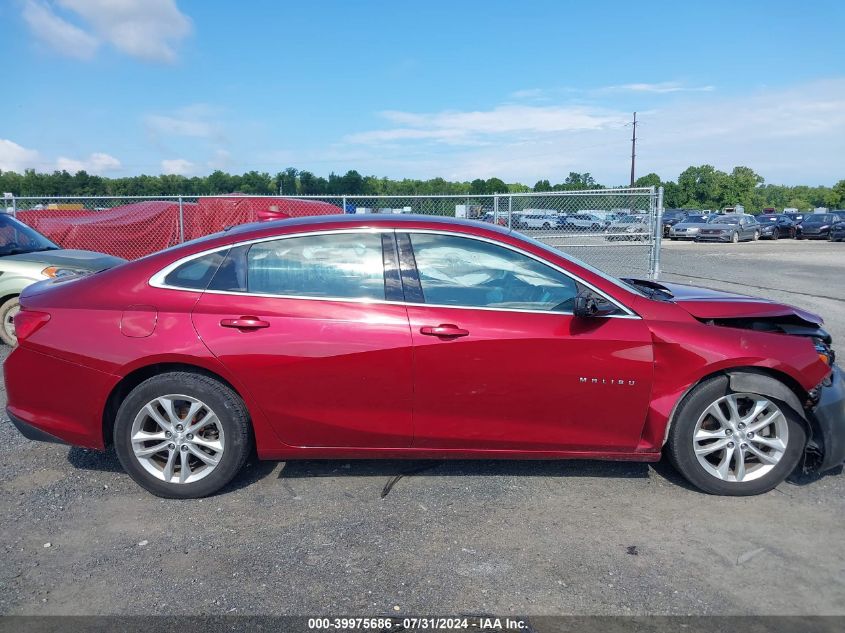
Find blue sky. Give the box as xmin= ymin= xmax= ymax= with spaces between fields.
xmin=1 ymin=0 xmax=844 ymax=185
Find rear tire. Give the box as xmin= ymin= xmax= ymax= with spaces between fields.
xmin=666 ymin=376 xmax=805 ymax=496
xmin=114 ymin=372 xmax=253 ymax=499
xmin=0 ymin=296 xmax=20 ymax=347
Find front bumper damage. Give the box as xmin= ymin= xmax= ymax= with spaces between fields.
xmin=806 ymin=365 xmax=845 ymax=472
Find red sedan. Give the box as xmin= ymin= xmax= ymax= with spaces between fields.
xmin=5 ymin=215 xmax=844 ymax=498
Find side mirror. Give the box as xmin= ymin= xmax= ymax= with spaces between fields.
xmin=573 ymin=291 xmax=608 ymax=318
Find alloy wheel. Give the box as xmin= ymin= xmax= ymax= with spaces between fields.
xmin=693 ymin=393 xmax=788 ymax=483
xmin=130 ymin=395 xmax=225 ymax=484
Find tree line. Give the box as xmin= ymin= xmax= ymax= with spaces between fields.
xmin=1 ymin=165 xmax=843 ymax=213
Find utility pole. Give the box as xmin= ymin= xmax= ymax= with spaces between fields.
xmin=629 ymin=111 xmax=637 ymax=187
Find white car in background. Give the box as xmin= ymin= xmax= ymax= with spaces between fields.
xmin=605 ymin=214 xmax=650 ymax=241
xmin=511 ymin=210 xmax=560 ymax=231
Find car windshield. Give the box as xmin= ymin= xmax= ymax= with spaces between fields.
xmin=617 ymin=215 xmax=642 ymax=224
xmin=712 ymin=216 xmax=740 ymax=225
xmin=804 ymin=214 xmax=834 ymax=224
xmin=0 ymin=215 xmax=60 ymax=257
xmin=757 ymin=216 xmax=777 ymax=224
xmin=684 ymin=215 xmax=706 ymax=223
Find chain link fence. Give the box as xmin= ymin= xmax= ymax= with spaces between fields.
xmin=6 ymin=187 xmax=663 ymax=278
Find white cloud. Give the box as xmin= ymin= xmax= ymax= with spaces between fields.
xmin=207 ymin=149 xmax=231 ymax=171
xmin=21 ymin=0 xmax=191 ymax=63
xmin=56 ymin=152 xmax=122 ymax=173
xmin=600 ymin=82 xmax=715 ymax=94
xmin=346 ymin=105 xmax=627 ymax=146
xmin=334 ymin=79 xmax=845 ymax=185
xmin=160 ymin=158 xmax=194 ymax=175
xmin=22 ymin=0 xmax=99 ymax=60
xmin=145 ymin=105 xmax=224 ymax=140
xmin=509 ymin=88 xmax=548 ymax=100
xmin=1 ymin=140 xmax=122 ymax=174
xmin=146 ymin=115 xmax=216 ymax=139
xmin=0 ymin=139 xmax=41 ymax=172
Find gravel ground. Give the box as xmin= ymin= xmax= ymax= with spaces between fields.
xmin=0 ymin=239 xmax=843 ymax=616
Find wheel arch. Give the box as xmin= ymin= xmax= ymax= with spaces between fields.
xmin=661 ymin=366 xmax=810 ymax=447
xmin=101 ymin=361 xmax=248 ymax=448
xmin=0 ymin=292 xmax=20 ymax=306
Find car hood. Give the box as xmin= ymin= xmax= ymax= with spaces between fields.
xmin=633 ymin=280 xmax=823 ymax=324
xmin=1 ymin=249 xmax=125 ymax=271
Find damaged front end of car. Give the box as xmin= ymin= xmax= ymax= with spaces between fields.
xmin=699 ymin=313 xmax=844 ymax=474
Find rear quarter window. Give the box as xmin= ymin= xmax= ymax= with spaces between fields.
xmin=163 ymin=250 xmax=228 ymax=290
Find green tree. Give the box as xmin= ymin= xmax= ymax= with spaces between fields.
xmin=485 ymin=177 xmax=508 ymax=193
xmin=340 ymin=170 xmax=364 ymax=195
xmin=275 ymin=167 xmax=299 ymax=195
xmin=469 ymin=178 xmax=488 ymax=195
xmin=634 ymin=173 xmax=661 ymax=188
xmin=677 ymin=165 xmax=727 ymax=208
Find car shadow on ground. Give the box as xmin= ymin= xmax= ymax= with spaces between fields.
xmin=66 ymin=446 xmax=666 ymax=492
xmin=67 ymin=446 xmax=123 ymax=472
xmin=65 ymin=446 xmax=841 ymax=497
xmin=274 ymin=458 xmax=651 ymax=480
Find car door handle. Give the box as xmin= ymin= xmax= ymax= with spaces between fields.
xmin=220 ymin=317 xmax=270 ymax=330
xmin=420 ymin=324 xmax=469 ymax=338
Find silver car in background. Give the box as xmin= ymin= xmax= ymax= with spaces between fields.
xmin=668 ymin=214 xmax=710 ymax=240
xmin=605 ymin=214 xmax=650 ymax=241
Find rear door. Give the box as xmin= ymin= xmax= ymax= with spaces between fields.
xmin=189 ymin=230 xmax=414 ymax=448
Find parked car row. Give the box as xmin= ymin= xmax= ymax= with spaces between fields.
xmin=509 ymin=210 xmax=632 ymax=233
xmin=666 ymin=210 xmax=845 ymax=243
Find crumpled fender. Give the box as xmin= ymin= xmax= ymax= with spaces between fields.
xmin=726 ymin=370 xmax=807 ymax=419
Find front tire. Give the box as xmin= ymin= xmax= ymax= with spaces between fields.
xmin=731 ymin=231 xmax=739 ymax=243
xmin=114 ymin=372 xmax=253 ymax=499
xmin=0 ymin=296 xmax=21 ymax=347
xmin=666 ymin=376 xmax=805 ymax=495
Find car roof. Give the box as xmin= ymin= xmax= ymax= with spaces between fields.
xmin=210 ymin=213 xmax=516 ymax=243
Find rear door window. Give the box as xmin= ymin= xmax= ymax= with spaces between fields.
xmin=244 ymin=232 xmax=386 ymax=300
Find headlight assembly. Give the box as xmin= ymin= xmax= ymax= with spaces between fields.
xmin=41 ymin=266 xmax=88 ymax=278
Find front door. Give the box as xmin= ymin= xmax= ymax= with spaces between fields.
xmin=191 ymin=230 xmax=414 ymax=448
xmin=399 ymin=231 xmax=654 ymax=452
